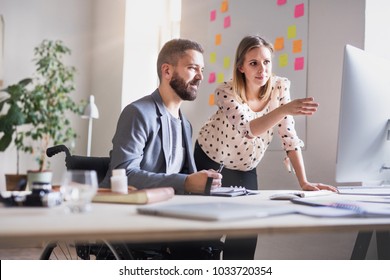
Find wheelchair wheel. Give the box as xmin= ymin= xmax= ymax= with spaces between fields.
xmin=39 ymin=240 xmax=134 ymax=260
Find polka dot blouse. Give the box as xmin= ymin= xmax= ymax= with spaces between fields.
xmin=197 ymin=76 xmax=304 ymax=171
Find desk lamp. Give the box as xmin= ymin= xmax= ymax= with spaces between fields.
xmin=82 ymin=95 xmax=99 ymax=156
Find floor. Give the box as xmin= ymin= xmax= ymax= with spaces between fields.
xmin=0 ymin=247 xmax=43 ymax=260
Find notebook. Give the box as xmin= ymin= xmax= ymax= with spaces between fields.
xmin=291 ymin=197 xmax=390 ymax=217
xmin=210 ymin=187 xmax=261 ymax=197
xmin=137 ymin=202 xmax=292 ymax=221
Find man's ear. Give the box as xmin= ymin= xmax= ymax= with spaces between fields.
xmin=161 ymin=63 xmax=172 ymax=79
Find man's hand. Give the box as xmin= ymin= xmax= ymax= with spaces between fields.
xmin=184 ymin=170 xmax=222 ymax=194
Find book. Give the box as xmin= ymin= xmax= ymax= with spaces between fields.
xmin=92 ymin=187 xmax=174 ymax=204
xmin=210 ymin=186 xmax=261 ymax=197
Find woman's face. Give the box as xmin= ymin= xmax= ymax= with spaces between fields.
xmin=238 ymin=46 xmax=272 ymax=89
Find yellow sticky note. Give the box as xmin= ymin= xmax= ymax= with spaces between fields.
xmin=223 ymin=56 xmax=230 ymax=69
xmin=215 ymin=34 xmax=222 ymax=46
xmin=279 ymin=53 xmax=288 ymax=67
xmin=217 ymin=72 xmax=224 ymax=83
xmin=287 ymin=25 xmax=297 ymax=39
xmin=210 ymin=52 xmax=217 ymax=63
xmin=221 ymin=0 xmax=229 ymax=13
xmin=274 ymin=37 xmax=284 ymax=51
xmin=209 ymin=93 xmax=215 ymax=106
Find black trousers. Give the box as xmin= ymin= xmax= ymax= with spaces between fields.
xmin=194 ymin=141 xmax=258 ymax=259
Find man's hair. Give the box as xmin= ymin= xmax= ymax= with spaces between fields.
xmin=157 ymin=38 xmax=204 ymax=81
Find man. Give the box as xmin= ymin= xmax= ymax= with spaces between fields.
xmin=101 ymin=38 xmax=222 ymax=193
xmin=100 ymin=39 xmax=223 ymax=259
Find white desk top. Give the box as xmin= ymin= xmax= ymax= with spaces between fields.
xmin=1 ymin=190 xmax=390 ymax=247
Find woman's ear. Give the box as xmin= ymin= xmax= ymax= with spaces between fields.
xmin=238 ymin=65 xmax=244 ymax=73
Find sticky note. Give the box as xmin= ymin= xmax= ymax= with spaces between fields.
xmin=294 ymin=3 xmax=305 ymax=18
xmin=208 ymin=72 xmax=216 ymax=83
xmin=210 ymin=52 xmax=217 ymax=63
xmin=223 ymin=56 xmax=230 ymax=69
xmin=224 ymin=16 xmax=231 ymax=28
xmin=210 ymin=10 xmax=216 ymax=21
xmin=221 ymin=0 xmax=228 ymax=13
xmin=274 ymin=37 xmax=284 ymax=51
xmin=293 ymin=39 xmax=302 ymax=53
xmin=287 ymin=25 xmax=297 ymax=39
xmin=215 ymin=34 xmax=222 ymax=46
xmin=209 ymin=93 xmax=215 ymax=106
xmin=277 ymin=0 xmax=287 ymax=5
xmin=294 ymin=57 xmax=304 ymax=70
xmin=279 ymin=54 xmax=288 ymax=67
xmin=217 ymin=72 xmax=224 ymax=83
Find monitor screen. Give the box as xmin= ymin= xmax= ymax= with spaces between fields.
xmin=336 ymin=45 xmax=390 ymax=186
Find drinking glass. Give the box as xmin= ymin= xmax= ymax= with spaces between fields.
xmin=60 ymin=170 xmax=98 ymax=213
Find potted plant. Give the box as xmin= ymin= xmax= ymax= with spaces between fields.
xmin=0 ymin=39 xmax=85 ymax=189
xmin=0 ymin=78 xmax=32 ymax=190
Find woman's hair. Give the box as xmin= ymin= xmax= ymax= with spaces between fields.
xmin=157 ymin=38 xmax=204 ymax=81
xmin=232 ymin=35 xmax=274 ymax=103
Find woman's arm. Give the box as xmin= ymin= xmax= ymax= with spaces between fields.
xmin=287 ymin=149 xmax=338 ymax=192
xmin=249 ymin=97 xmax=318 ymax=137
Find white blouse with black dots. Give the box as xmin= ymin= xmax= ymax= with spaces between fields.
xmin=197 ymin=76 xmax=304 ymax=171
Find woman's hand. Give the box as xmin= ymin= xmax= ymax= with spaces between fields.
xmin=300 ymin=181 xmax=339 ymax=193
xmin=281 ymin=97 xmax=319 ymax=116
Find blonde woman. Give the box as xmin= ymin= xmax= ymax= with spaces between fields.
xmin=194 ymin=35 xmax=337 ymax=259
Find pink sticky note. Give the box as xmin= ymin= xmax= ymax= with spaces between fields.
xmin=294 ymin=3 xmax=304 ymax=18
xmin=277 ymin=0 xmax=287 ymax=6
xmin=294 ymin=57 xmax=304 ymax=70
xmin=208 ymin=72 xmax=216 ymax=83
xmin=210 ymin=10 xmax=216 ymax=21
xmin=224 ymin=16 xmax=231 ymax=28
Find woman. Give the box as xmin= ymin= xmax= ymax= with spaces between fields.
xmin=194 ymin=35 xmax=337 ymax=259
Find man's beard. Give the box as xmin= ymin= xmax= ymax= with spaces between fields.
xmin=170 ymin=72 xmax=200 ymax=101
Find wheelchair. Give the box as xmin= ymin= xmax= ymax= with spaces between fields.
xmin=40 ymin=145 xmax=223 ymax=260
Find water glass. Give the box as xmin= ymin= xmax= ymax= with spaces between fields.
xmin=60 ymin=170 xmax=98 ymax=213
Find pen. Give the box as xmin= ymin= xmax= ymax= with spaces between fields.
xmin=217 ymin=163 xmax=224 ymax=173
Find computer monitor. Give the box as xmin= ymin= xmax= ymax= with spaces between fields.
xmin=336 ymin=45 xmax=390 ymax=186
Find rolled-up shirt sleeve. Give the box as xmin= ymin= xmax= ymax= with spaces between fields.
xmin=274 ymin=78 xmax=304 ymax=151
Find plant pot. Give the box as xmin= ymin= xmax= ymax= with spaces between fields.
xmin=5 ymin=174 xmax=28 ymax=191
xmin=27 ymin=170 xmax=53 ymax=191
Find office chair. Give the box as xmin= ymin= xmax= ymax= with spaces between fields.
xmin=40 ymin=145 xmax=223 ymax=260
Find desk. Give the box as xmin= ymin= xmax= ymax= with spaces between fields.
xmin=1 ymin=190 xmax=390 ymax=251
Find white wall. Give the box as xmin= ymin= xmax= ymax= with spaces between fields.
xmin=365 ymin=0 xmax=390 ymax=56
xmin=89 ymin=0 xmax=125 ymax=158
xmin=0 ymin=0 xmax=125 ymax=187
xmin=0 ymin=0 xmax=95 ymax=188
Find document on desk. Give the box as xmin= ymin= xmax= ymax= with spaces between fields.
xmin=291 ymin=197 xmax=390 ymax=217
xmin=337 ymin=186 xmax=390 ymax=196
xmin=137 ymin=202 xmax=292 ymax=221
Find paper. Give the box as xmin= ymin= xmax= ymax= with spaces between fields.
xmin=337 ymin=186 xmax=390 ymax=196
xmin=291 ymin=197 xmax=390 ymax=217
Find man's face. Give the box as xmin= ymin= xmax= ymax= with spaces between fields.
xmin=170 ymin=50 xmax=204 ymax=101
